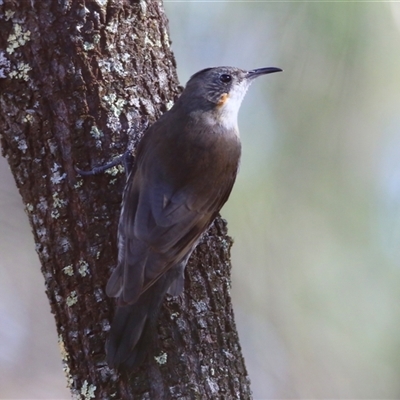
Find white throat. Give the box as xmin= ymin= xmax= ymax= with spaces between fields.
xmin=217 ymin=81 xmax=251 ymax=136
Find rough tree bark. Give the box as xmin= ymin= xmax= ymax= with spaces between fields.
xmin=0 ymin=1 xmax=252 ymax=398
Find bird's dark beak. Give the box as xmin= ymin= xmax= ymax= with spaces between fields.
xmin=247 ymin=67 xmax=283 ymax=80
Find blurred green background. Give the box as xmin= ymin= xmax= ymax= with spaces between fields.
xmin=1 ymin=1 xmax=400 ymax=398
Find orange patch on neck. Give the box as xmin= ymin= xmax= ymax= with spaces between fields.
xmin=217 ymin=93 xmax=229 ymax=107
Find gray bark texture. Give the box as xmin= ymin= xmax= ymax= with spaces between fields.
xmin=0 ymin=0 xmax=252 ymax=398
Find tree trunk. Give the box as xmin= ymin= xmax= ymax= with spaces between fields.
xmin=0 ymin=1 xmax=252 ymax=398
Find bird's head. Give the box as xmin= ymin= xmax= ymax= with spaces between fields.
xmin=178 ymin=66 xmax=282 ymax=131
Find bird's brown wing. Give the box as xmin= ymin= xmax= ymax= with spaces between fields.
xmin=106 ymin=124 xmax=239 ymax=305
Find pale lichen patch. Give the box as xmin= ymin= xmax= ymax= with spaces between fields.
xmin=23 ymin=113 xmax=34 ymax=123
xmin=6 ymin=24 xmax=31 ymax=54
xmin=78 ymin=259 xmax=89 ymax=276
xmin=103 ymin=93 xmax=126 ymax=117
xmin=154 ymin=351 xmax=167 ymax=365
xmin=4 ymin=10 xmax=15 ymax=21
xmin=66 ymin=291 xmax=78 ymax=306
xmin=90 ymin=125 xmax=104 ymax=139
xmin=105 ymin=164 xmax=124 ymax=176
xmin=51 ymin=209 xmax=60 ymax=219
xmin=58 ymin=334 xmax=68 ymax=360
xmin=52 ymin=192 xmax=66 ymax=208
xmin=93 ymin=33 xmax=101 ymax=44
xmin=17 ymin=138 xmax=28 ymax=153
xmin=9 ymin=61 xmax=31 ymax=81
xmin=170 ymin=312 xmax=179 ymax=320
xmin=81 ymin=380 xmax=96 ymax=400
xmin=83 ymin=41 xmax=95 ymax=51
xmin=81 ymin=381 xmax=97 ymax=400
xmin=58 ymin=334 xmax=74 ymax=389
xmin=63 ymin=264 xmax=74 ymax=276
xmin=51 ymin=168 xmax=67 ymax=184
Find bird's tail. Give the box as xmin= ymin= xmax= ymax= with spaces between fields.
xmin=105 ymin=266 xmax=182 ymax=370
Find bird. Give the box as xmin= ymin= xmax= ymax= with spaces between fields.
xmin=105 ymin=66 xmax=282 ymax=370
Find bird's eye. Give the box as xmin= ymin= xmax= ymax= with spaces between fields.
xmin=219 ymin=74 xmax=232 ymax=83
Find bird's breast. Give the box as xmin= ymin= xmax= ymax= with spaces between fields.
xmin=161 ymin=119 xmax=241 ymax=191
